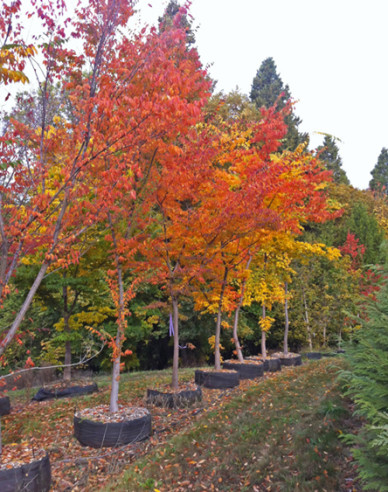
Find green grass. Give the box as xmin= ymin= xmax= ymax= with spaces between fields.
xmin=105 ymin=359 xmax=359 ymax=492
xmin=1 ymin=362 xmax=360 ymax=491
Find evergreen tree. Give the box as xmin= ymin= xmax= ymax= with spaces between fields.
xmin=158 ymin=0 xmax=196 ymax=46
xmin=345 ymin=202 xmax=384 ymax=265
xmin=341 ymin=264 xmax=388 ymax=491
xmin=317 ymin=135 xmax=350 ymax=185
xmin=249 ymin=57 xmax=308 ymax=151
xmin=370 ymin=147 xmax=388 ymax=194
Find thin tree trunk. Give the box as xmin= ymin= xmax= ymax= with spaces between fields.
xmin=261 ymin=304 xmax=267 ymax=359
xmin=215 ymin=267 xmax=228 ymax=371
xmin=338 ymin=328 xmax=342 ymax=350
xmin=302 ymin=288 xmax=313 ymax=350
xmin=0 ymin=262 xmax=49 ymax=355
xmin=233 ymin=306 xmax=244 ymax=362
xmin=323 ymin=324 xmax=327 ymax=347
xmin=283 ymin=281 xmax=289 ymax=356
xmin=63 ymin=283 xmax=72 ymax=382
xmin=171 ymin=296 xmax=179 ymax=390
xmin=109 ymin=259 xmax=124 ymax=413
xmin=0 ymin=417 xmax=2 ymax=456
xmin=232 ymin=255 xmax=252 ymax=363
xmin=108 ymin=210 xmax=126 ymax=414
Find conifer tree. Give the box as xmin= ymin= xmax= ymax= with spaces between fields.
xmin=345 ymin=202 xmax=384 ymax=265
xmin=370 ymin=147 xmax=388 ymax=194
xmin=249 ymin=57 xmax=307 ymax=150
xmin=158 ymin=0 xmax=196 ymax=46
xmin=341 ymin=263 xmax=388 ymax=491
xmin=317 ymin=135 xmax=350 ymax=185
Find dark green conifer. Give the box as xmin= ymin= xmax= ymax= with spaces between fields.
xmin=370 ymin=147 xmax=388 ymax=194
xmin=341 ymin=260 xmax=388 ymax=491
xmin=317 ymin=135 xmax=350 ymax=185
xmin=249 ymin=57 xmax=307 ymax=151
xmin=158 ymin=0 xmax=196 ymax=46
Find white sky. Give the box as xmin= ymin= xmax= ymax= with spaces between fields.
xmin=135 ymin=0 xmax=388 ymax=190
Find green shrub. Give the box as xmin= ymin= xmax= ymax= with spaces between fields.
xmin=340 ymin=268 xmax=388 ymax=490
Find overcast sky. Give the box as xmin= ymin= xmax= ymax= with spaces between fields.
xmin=135 ymin=0 xmax=388 ymax=190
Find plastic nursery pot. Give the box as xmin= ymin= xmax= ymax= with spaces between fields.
xmin=74 ymin=409 xmax=152 ymax=448
xmin=194 ymin=369 xmax=239 ymax=389
xmin=0 ymin=453 xmax=51 ymax=492
xmin=246 ymin=356 xmax=281 ymax=373
xmin=222 ymin=361 xmax=264 ymax=380
xmin=0 ymin=396 xmax=11 ymax=416
xmin=305 ymin=352 xmax=322 ymax=360
xmin=279 ymin=354 xmax=302 ymax=367
xmin=32 ymin=382 xmax=98 ymax=401
xmin=146 ymin=386 xmax=202 ymax=408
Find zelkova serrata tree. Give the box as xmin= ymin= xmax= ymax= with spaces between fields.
xmin=84 ymin=5 xmax=212 ymax=410
xmin=195 ymin=124 xmax=340 ymax=367
xmin=0 ymin=0 xmax=211 ymax=412
xmin=0 ymin=0 xmax=135 ymax=353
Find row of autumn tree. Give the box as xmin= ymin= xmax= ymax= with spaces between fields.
xmin=1 ymin=0 xmax=388 ymax=406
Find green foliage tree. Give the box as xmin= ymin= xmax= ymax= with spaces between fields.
xmin=345 ymin=202 xmax=385 ymax=265
xmin=341 ymin=266 xmax=388 ymax=491
xmin=158 ymin=0 xmax=196 ymax=46
xmin=370 ymin=147 xmax=388 ymax=194
xmin=249 ymin=57 xmax=307 ymax=150
xmin=317 ymin=135 xmax=350 ymax=185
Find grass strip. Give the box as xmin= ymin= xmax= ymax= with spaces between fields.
xmin=106 ymin=359 xmax=359 ymax=492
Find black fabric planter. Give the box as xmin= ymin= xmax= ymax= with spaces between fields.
xmin=194 ymin=369 xmax=239 ymax=389
xmin=0 ymin=396 xmax=11 ymax=416
xmin=147 ymin=386 xmax=202 ymax=408
xmin=266 ymin=358 xmax=282 ymax=372
xmin=0 ymin=453 xmax=51 ymax=492
xmin=246 ymin=356 xmax=281 ymax=372
xmin=321 ymin=352 xmax=337 ymax=358
xmin=32 ymin=382 xmax=98 ymax=401
xmin=222 ymin=361 xmax=264 ymax=379
xmin=74 ymin=410 xmax=151 ymax=448
xmin=279 ymin=355 xmax=302 ymax=367
xmin=305 ymin=352 xmax=322 ymax=360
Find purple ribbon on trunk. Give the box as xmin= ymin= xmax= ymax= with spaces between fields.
xmin=169 ymin=313 xmax=187 ymax=349
xmin=169 ymin=313 xmax=174 ymax=336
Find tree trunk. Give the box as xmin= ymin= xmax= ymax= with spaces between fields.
xmin=233 ymin=306 xmax=244 ymax=362
xmin=302 ymin=288 xmax=313 ymax=350
xmin=232 ymin=255 xmax=252 ymax=363
xmin=171 ymin=296 xmax=179 ymax=390
xmin=0 ymin=262 xmax=49 ymax=356
xmin=283 ymin=281 xmax=289 ymax=356
xmin=261 ymin=304 xmax=267 ymax=359
xmin=109 ymin=263 xmax=125 ymax=413
xmin=63 ymin=284 xmax=72 ymax=382
xmin=323 ymin=324 xmax=327 ymax=347
xmin=338 ymin=328 xmax=342 ymax=350
xmin=215 ymin=267 xmax=228 ymax=371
